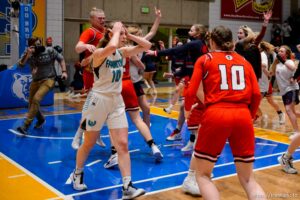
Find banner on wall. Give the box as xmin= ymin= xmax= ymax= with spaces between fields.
xmin=221 ymin=0 xmax=282 ymax=21
xmin=0 ymin=0 xmax=45 ymax=57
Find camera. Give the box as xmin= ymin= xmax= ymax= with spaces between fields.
xmin=53 ymin=45 xmax=63 ymax=53
xmin=33 ymin=45 xmax=45 ymax=54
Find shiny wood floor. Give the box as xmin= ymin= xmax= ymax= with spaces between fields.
xmin=1 ymin=85 xmax=300 ymax=200
xmin=139 ymin=87 xmax=300 ymax=200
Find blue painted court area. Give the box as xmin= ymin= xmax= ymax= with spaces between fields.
xmin=0 ymin=105 xmax=75 ymax=117
xmin=0 ymin=112 xmax=299 ymax=199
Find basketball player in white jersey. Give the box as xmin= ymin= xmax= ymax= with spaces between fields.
xmin=70 ymin=21 xmax=151 ymax=199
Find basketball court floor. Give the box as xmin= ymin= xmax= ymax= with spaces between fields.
xmin=0 ymin=87 xmax=299 ymax=200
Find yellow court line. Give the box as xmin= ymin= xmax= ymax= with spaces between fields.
xmin=150 ymin=106 xmax=179 ymax=119
xmin=254 ymin=127 xmax=291 ymax=144
xmin=0 ymin=153 xmax=65 ymax=200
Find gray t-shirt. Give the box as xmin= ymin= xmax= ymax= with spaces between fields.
xmin=25 ymin=47 xmax=63 ymax=81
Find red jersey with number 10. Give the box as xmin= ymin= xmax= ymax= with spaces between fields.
xmin=185 ymin=51 xmax=261 ymax=118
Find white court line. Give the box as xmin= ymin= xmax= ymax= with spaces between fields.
xmin=8 ymin=174 xmax=26 ymax=179
xmin=129 ymin=149 xmax=140 ymax=153
xmin=8 ymin=129 xmax=139 ymax=140
xmin=48 ymin=161 xmax=62 ymax=165
xmin=55 ymin=149 xmax=300 ymax=199
xmin=85 ymin=159 xmax=101 ymax=167
xmin=256 ymin=142 xmax=278 ymax=146
xmin=0 ymin=112 xmax=82 ymax=121
xmin=163 ymin=144 xmax=183 ymax=147
xmin=0 ymin=152 xmax=66 ymax=198
xmin=129 ymin=157 xmax=300 ymax=198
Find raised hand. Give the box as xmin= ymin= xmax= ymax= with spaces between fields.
xmin=111 ymin=21 xmax=123 ymax=34
xmin=154 ymin=7 xmax=161 ymax=18
xmin=263 ymin=10 xmax=272 ymax=22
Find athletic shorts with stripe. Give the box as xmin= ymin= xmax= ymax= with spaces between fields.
xmin=133 ymin=80 xmax=145 ymax=97
xmin=81 ymin=92 xmax=128 ymax=131
xmin=121 ymin=78 xmax=139 ymax=111
xmin=194 ymin=104 xmax=255 ymax=163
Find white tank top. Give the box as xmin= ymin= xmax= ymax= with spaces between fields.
xmin=92 ymin=49 xmax=125 ymax=94
xmin=258 ymin=51 xmax=269 ymax=93
xmin=275 ymin=59 xmax=299 ymax=95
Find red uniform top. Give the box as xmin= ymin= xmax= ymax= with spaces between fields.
xmin=185 ymin=51 xmax=261 ymax=118
xmin=122 ymin=57 xmax=131 ymax=80
xmin=79 ymin=27 xmax=104 ymax=59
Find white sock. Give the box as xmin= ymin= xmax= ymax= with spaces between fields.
xmin=122 ymin=176 xmax=131 ymax=189
xmin=75 ymin=168 xmax=83 ymax=174
xmin=284 ymin=152 xmax=291 ymax=158
xmin=167 ymin=104 xmax=174 ymax=110
xmin=75 ymin=127 xmax=84 ymax=138
xmin=187 ymin=169 xmax=195 ymax=178
xmin=176 ymin=125 xmax=182 ymax=131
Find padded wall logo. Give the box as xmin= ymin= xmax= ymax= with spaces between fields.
xmin=252 ymin=0 xmax=274 ymax=13
xmin=233 ymin=0 xmax=274 ymax=13
xmin=12 ymin=73 xmax=32 ymax=102
xmin=233 ymin=0 xmax=251 ymax=12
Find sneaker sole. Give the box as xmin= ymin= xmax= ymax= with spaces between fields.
xmin=154 ymin=153 xmax=163 ymax=162
xmin=34 ymin=120 xmax=46 ymax=129
xmin=104 ymin=164 xmax=118 ymax=169
xmin=181 ymin=149 xmax=193 ymax=155
xmin=182 ymin=186 xmax=201 ymax=196
xmin=17 ymin=127 xmax=27 ymax=135
xmin=122 ymin=189 xmax=146 ymax=199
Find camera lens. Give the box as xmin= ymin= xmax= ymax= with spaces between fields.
xmin=34 ymin=45 xmax=45 ymax=54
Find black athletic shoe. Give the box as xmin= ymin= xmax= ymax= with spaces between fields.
xmin=17 ymin=126 xmax=28 ymax=135
xmin=34 ymin=118 xmax=46 ymax=129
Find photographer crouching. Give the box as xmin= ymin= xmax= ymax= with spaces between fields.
xmin=16 ymin=37 xmax=67 ymax=135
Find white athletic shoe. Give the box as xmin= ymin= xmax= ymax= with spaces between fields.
xmin=70 ymin=171 xmax=87 ymax=191
xmin=166 ymin=129 xmax=182 ymax=141
xmin=71 ymin=93 xmax=81 ymax=98
xmin=278 ymin=154 xmax=298 ymax=174
xmin=181 ymin=141 xmax=194 ymax=153
xmin=104 ymin=153 xmax=118 ymax=169
xmin=96 ymin=136 xmax=106 ymax=147
xmin=163 ymin=107 xmax=172 ymax=114
xmin=279 ymin=113 xmax=286 ymax=124
xmin=122 ymin=182 xmax=146 ymax=199
xmin=151 ymin=144 xmax=163 ymax=162
xmin=71 ymin=136 xmax=81 ymax=150
xmin=182 ymin=176 xmax=201 ymax=196
xmin=67 ymin=91 xmax=75 ymax=98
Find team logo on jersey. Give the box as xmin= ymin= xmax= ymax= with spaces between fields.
xmin=12 ymin=73 xmax=32 ymax=102
xmin=88 ymin=120 xmax=96 ymax=127
xmin=225 ymin=55 xmax=233 ymax=60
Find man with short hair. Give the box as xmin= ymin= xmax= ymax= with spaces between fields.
xmin=75 ymin=7 xmax=105 ymax=91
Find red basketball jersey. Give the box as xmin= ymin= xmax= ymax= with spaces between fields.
xmin=185 ymin=51 xmax=261 ymax=118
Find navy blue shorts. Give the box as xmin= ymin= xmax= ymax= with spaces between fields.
xmin=282 ymin=90 xmax=299 ymax=105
